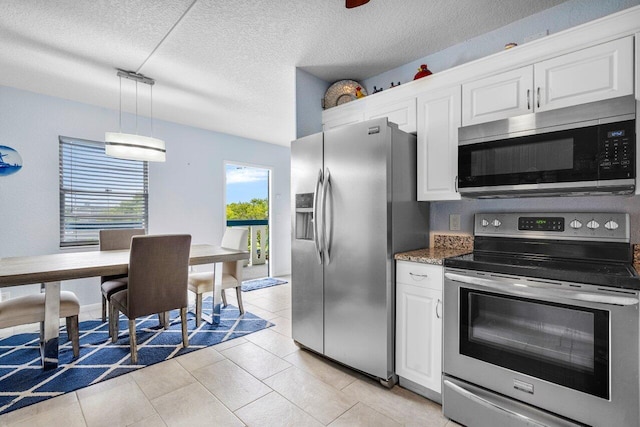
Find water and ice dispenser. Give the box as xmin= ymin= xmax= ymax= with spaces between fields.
xmin=295 ymin=193 xmax=314 ymax=240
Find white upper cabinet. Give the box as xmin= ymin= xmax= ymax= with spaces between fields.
xmin=365 ymin=97 xmax=417 ymax=133
xmin=462 ymin=67 xmax=533 ymax=126
xmin=535 ymin=36 xmax=634 ymax=112
xmin=417 ymin=86 xmax=461 ymax=201
xmin=462 ymin=36 xmax=634 ymax=126
xmin=322 ymin=104 xmax=365 ymax=131
xmin=322 ymin=88 xmax=417 ymax=133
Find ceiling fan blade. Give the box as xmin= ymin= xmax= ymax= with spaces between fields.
xmin=346 ymin=0 xmax=370 ymax=8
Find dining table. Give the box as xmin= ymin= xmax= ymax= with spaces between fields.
xmin=0 ymin=244 xmax=249 ymax=370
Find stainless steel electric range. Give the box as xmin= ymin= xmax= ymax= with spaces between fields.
xmin=443 ymin=212 xmax=640 ymax=427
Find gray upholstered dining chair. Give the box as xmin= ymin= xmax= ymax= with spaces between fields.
xmin=0 ymin=291 xmax=80 ymax=358
xmin=187 ymin=227 xmax=248 ymax=326
xmin=99 ymin=228 xmax=145 ymax=323
xmin=108 ymin=234 xmax=191 ymax=364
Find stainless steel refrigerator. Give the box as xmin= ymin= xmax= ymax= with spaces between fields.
xmin=291 ymin=118 xmax=429 ymax=384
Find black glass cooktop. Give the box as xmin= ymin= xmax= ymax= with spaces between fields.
xmin=445 ymin=251 xmax=640 ymax=290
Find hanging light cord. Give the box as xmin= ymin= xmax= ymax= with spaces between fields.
xmin=135 ymin=81 xmax=138 ymax=135
xmin=151 ymin=84 xmax=154 ymax=136
xmin=118 ymin=75 xmax=122 ymax=132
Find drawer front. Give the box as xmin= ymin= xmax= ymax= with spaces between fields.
xmin=396 ymin=261 xmax=443 ymax=290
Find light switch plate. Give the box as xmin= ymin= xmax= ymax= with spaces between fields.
xmin=450 ymin=214 xmax=461 ymax=231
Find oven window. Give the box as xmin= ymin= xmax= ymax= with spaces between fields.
xmin=460 ymin=289 xmax=609 ymax=399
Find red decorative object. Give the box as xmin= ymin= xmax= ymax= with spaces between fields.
xmin=346 ymin=0 xmax=370 ymax=8
xmin=414 ymin=64 xmax=433 ymax=80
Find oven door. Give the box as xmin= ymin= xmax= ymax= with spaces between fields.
xmin=443 ymin=269 xmax=639 ymax=427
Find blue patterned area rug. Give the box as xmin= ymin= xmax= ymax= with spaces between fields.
xmin=241 ymin=277 xmax=288 ymax=292
xmin=0 ymin=303 xmax=272 ymax=415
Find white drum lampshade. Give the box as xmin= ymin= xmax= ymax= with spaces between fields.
xmin=105 ymin=132 xmax=166 ymax=162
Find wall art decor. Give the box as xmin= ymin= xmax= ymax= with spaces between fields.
xmin=0 ymin=145 xmax=23 ymax=176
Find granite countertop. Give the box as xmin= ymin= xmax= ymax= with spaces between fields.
xmin=394 ymin=234 xmax=473 ymax=265
xmin=395 ymin=247 xmax=472 ymax=265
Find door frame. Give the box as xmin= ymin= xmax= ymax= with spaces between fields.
xmin=223 ymin=160 xmax=273 ymax=277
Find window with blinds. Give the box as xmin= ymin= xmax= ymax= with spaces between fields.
xmin=59 ymin=136 xmax=148 ymax=247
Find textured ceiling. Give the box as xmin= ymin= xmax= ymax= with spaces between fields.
xmin=0 ymin=0 xmax=567 ymax=146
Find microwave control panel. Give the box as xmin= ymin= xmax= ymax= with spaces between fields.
xmin=599 ymin=120 xmax=635 ymax=176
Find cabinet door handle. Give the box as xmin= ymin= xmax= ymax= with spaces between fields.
xmin=436 ymin=299 xmax=442 ymax=319
xmin=454 ymin=175 xmax=458 ymax=193
xmin=409 ymin=272 xmax=428 ymax=280
xmin=526 ymin=89 xmax=530 ymax=110
xmin=537 ymin=87 xmax=541 ymax=108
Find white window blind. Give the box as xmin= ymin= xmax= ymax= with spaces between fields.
xmin=59 ymin=136 xmax=148 ymax=247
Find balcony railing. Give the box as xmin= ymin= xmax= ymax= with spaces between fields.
xmin=227 ymin=219 xmax=268 ymax=266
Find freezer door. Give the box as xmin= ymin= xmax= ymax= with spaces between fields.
xmin=323 ymin=118 xmax=392 ymax=379
xmin=291 ymin=132 xmax=324 ymax=353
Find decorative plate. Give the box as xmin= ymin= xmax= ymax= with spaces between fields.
xmin=0 ymin=145 xmax=23 ymax=176
xmin=323 ymin=80 xmax=367 ymax=109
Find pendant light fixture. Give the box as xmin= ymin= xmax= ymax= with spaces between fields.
xmin=105 ymin=69 xmax=166 ymax=162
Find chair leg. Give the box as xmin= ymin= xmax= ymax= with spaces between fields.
xmin=235 ymin=287 xmax=245 ymax=314
xmin=129 ymin=319 xmax=138 ymax=364
xmin=65 ymin=317 xmax=72 ymax=342
xmin=111 ymin=303 xmax=119 ymax=343
xmin=221 ymin=289 xmax=228 ymax=307
xmin=157 ymin=312 xmax=166 ymax=328
xmin=161 ymin=312 xmax=169 ymax=329
xmin=101 ymin=295 xmax=107 ymax=322
xmin=181 ymin=307 xmax=189 ymax=349
xmin=195 ymin=293 xmax=203 ymax=327
xmin=68 ymin=315 xmax=80 ymax=358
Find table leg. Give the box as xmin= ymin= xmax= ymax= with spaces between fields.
xmin=212 ymin=266 xmax=221 ymax=325
xmin=41 ymin=281 xmax=61 ymax=370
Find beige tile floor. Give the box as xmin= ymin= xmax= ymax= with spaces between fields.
xmin=0 ymin=277 xmax=461 ymax=427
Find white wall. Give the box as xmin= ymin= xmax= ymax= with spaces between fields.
xmin=295 ymin=68 xmax=329 ymax=138
xmin=0 ymin=85 xmax=291 ymax=305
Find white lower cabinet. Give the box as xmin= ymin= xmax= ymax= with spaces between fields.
xmin=396 ymin=261 xmax=443 ymax=397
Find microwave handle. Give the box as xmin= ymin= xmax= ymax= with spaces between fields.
xmin=445 ymin=272 xmax=639 ymax=306
xmin=527 ymin=89 xmax=530 ymax=110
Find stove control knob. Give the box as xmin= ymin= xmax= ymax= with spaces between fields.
xmin=481 ymin=219 xmax=489 ymax=227
xmin=569 ymin=219 xmax=583 ymax=229
xmin=491 ymin=219 xmax=502 ymax=227
xmin=587 ymin=220 xmax=600 ymax=230
xmin=604 ymin=220 xmax=619 ymax=230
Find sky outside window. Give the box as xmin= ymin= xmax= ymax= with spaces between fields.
xmin=226 ymin=164 xmax=268 ymax=204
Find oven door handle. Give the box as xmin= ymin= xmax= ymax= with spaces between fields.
xmin=445 ymin=272 xmax=639 ymax=306
xmin=443 ymin=379 xmax=547 ymax=427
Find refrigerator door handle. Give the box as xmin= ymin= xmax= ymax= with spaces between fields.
xmin=313 ymin=169 xmax=323 ymax=264
xmin=322 ymin=168 xmax=331 ymax=265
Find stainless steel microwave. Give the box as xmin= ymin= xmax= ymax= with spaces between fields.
xmin=457 ymin=96 xmax=636 ymax=198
